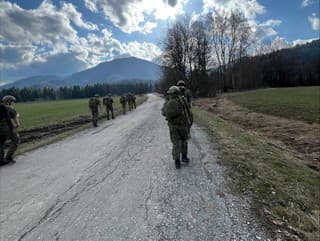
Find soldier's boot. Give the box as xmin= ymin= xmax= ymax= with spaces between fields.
xmin=175 ymin=159 xmax=181 ymax=169
xmin=181 ymin=154 xmax=190 ymax=163
xmin=5 ymin=154 xmax=16 ymax=164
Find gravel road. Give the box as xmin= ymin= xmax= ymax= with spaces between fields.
xmin=0 ymin=94 xmax=272 ymax=241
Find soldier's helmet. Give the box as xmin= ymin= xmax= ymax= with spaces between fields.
xmin=177 ymin=80 xmax=186 ymax=87
xmin=108 ymin=93 xmax=112 ymax=97
xmin=2 ymin=95 xmax=16 ymax=103
xmin=94 ymin=94 xmax=99 ymax=97
xmin=167 ymin=86 xmax=180 ymax=95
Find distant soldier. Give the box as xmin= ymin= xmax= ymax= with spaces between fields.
xmin=88 ymin=94 xmax=101 ymax=127
xmin=177 ymin=80 xmax=192 ymax=108
xmin=103 ymin=94 xmax=115 ymax=120
xmin=0 ymin=95 xmax=20 ymax=165
xmin=161 ymin=86 xmax=193 ymax=169
xmin=132 ymin=94 xmax=136 ymax=109
xmin=127 ymin=93 xmax=133 ymax=111
xmin=120 ymin=95 xmax=127 ymax=114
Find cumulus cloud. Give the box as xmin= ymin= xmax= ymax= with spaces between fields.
xmin=203 ymin=0 xmax=265 ymax=20
xmin=301 ymin=0 xmax=313 ymax=7
xmin=308 ymin=13 xmax=320 ymax=30
xmin=61 ymin=2 xmax=98 ymax=30
xmin=84 ymin=0 xmax=188 ymax=33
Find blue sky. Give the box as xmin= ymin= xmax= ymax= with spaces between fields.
xmin=0 ymin=0 xmax=319 ymax=83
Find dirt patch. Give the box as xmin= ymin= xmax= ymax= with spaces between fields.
xmin=193 ymin=97 xmax=320 ymax=171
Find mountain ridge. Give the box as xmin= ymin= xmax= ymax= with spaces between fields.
xmin=1 ymin=57 xmax=161 ymax=89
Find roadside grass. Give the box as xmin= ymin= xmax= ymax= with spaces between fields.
xmin=194 ymin=108 xmax=320 ymax=241
xmin=15 ymin=95 xmax=146 ymax=130
xmin=229 ymin=86 xmax=320 ymax=124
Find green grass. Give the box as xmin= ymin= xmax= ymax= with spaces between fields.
xmin=194 ymin=108 xmax=320 ymax=241
xmin=230 ymin=86 xmax=320 ymax=124
xmin=15 ymin=96 xmax=145 ymax=130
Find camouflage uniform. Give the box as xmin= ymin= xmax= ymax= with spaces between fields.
xmin=162 ymin=86 xmax=192 ymax=169
xmin=103 ymin=95 xmax=115 ymax=120
xmin=0 ymin=96 xmax=20 ymax=164
xmin=88 ymin=95 xmax=101 ymax=127
xmin=120 ymin=95 xmax=127 ymax=114
xmin=127 ymin=93 xmax=133 ymax=111
xmin=132 ymin=95 xmax=136 ymax=109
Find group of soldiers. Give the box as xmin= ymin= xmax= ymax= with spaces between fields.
xmin=161 ymin=80 xmax=193 ymax=169
xmin=88 ymin=93 xmax=137 ymax=127
xmin=0 ymin=95 xmax=20 ymax=166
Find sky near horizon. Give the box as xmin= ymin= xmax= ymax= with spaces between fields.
xmin=0 ymin=0 xmax=319 ymax=83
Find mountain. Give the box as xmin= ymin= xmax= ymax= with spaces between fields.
xmin=1 ymin=57 xmax=162 ymax=89
xmin=1 ymin=75 xmax=61 ymax=89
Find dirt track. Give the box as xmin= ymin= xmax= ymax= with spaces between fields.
xmin=0 ymin=94 xmax=271 ymax=241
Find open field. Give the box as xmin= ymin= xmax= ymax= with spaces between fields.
xmin=194 ymin=108 xmax=320 ymax=241
xmin=15 ymin=96 xmax=131 ymax=130
xmin=229 ymin=86 xmax=320 ymax=124
xmin=13 ymin=95 xmax=147 ymax=153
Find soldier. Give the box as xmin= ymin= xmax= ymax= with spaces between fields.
xmin=120 ymin=95 xmax=127 ymax=114
xmin=132 ymin=94 xmax=136 ymax=109
xmin=162 ymin=86 xmax=193 ymax=169
xmin=88 ymin=94 xmax=101 ymax=127
xmin=103 ymin=94 xmax=115 ymax=120
xmin=0 ymin=95 xmax=20 ymax=165
xmin=177 ymin=80 xmax=192 ymax=108
xmin=127 ymin=93 xmax=133 ymax=111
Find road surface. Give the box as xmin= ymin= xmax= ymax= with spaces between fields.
xmin=0 ymin=94 xmax=271 ymax=241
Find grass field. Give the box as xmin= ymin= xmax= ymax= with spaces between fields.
xmin=229 ymin=86 xmax=320 ymax=124
xmin=15 ymin=95 xmax=146 ymax=130
xmin=194 ymin=108 xmax=320 ymax=241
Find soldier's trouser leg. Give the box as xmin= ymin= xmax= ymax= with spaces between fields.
xmin=0 ymin=134 xmax=7 ymax=163
xmin=133 ymin=101 xmax=136 ymax=109
xmin=122 ymin=104 xmax=126 ymax=114
xmin=181 ymin=139 xmax=188 ymax=156
xmin=6 ymin=130 xmax=19 ymax=160
xmin=169 ymin=126 xmax=181 ymax=160
xmin=92 ymin=110 xmax=98 ymax=126
xmin=110 ymin=106 xmax=114 ymax=118
xmin=106 ymin=107 xmax=110 ymax=120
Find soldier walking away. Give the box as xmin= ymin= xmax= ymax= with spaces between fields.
xmin=132 ymin=94 xmax=136 ymax=109
xmin=88 ymin=94 xmax=101 ymax=127
xmin=120 ymin=95 xmax=127 ymax=114
xmin=177 ymin=80 xmax=192 ymax=108
xmin=103 ymin=94 xmax=115 ymax=120
xmin=161 ymin=86 xmax=193 ymax=169
xmin=0 ymin=95 xmax=20 ymax=165
xmin=127 ymin=93 xmax=133 ymax=111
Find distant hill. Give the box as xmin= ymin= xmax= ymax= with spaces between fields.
xmin=2 ymin=75 xmax=61 ymax=89
xmin=1 ymin=57 xmax=162 ymax=89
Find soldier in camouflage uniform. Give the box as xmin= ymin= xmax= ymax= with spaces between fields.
xmin=88 ymin=94 xmax=101 ymax=127
xmin=103 ymin=94 xmax=115 ymax=120
xmin=120 ymin=95 xmax=127 ymax=114
xmin=177 ymin=80 xmax=192 ymax=108
xmin=0 ymin=95 xmax=20 ymax=165
xmin=132 ymin=94 xmax=136 ymax=109
xmin=126 ymin=93 xmax=133 ymax=111
xmin=162 ymin=86 xmax=193 ymax=169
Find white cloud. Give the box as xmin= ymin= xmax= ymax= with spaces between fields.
xmin=83 ymin=0 xmax=188 ymax=34
xmin=203 ymin=0 xmax=265 ymax=20
xmin=271 ymin=36 xmax=292 ymax=51
xmin=61 ymin=2 xmax=98 ymax=31
xmin=308 ymin=13 xmax=320 ymax=30
xmin=292 ymin=38 xmax=318 ymax=46
xmin=253 ymin=19 xmax=282 ymax=40
xmin=301 ymin=0 xmax=312 ymax=7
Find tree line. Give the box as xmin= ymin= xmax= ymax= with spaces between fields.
xmin=0 ymin=82 xmax=153 ymax=102
xmin=157 ymin=11 xmax=320 ymax=96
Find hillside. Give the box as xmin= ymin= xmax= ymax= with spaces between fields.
xmin=1 ymin=57 xmax=162 ymax=89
